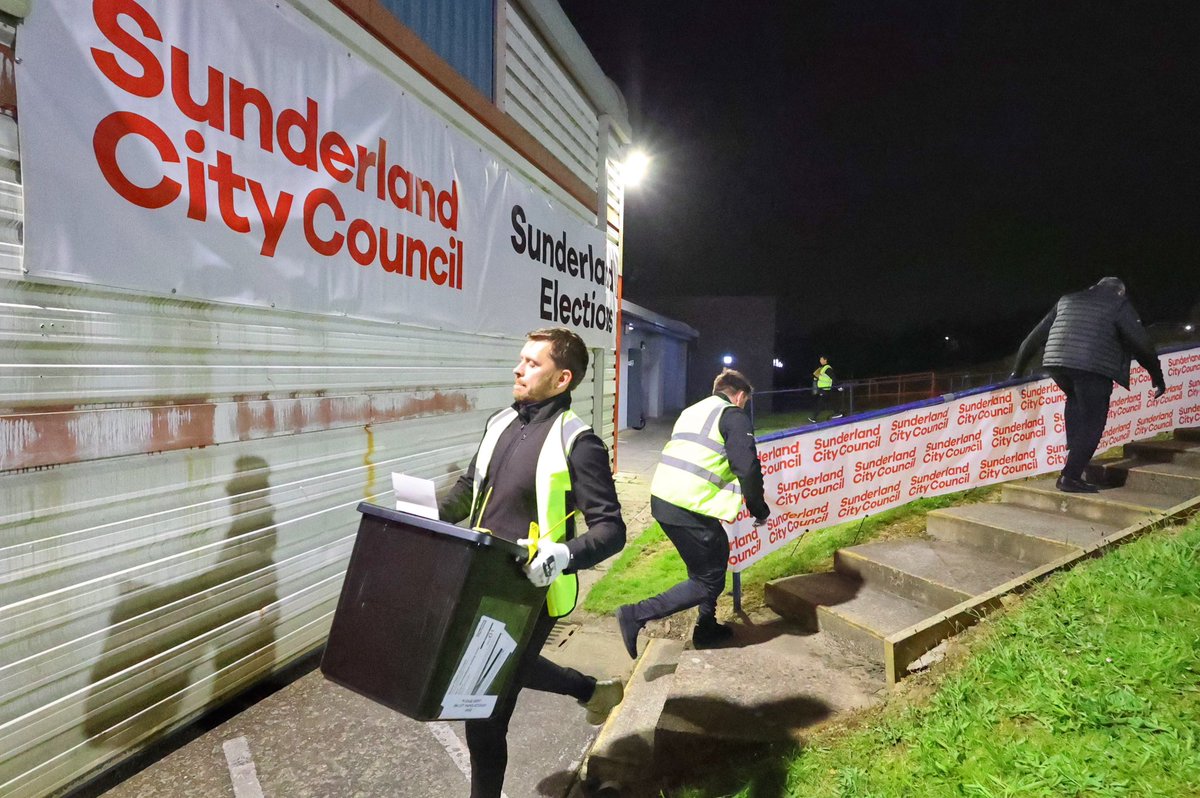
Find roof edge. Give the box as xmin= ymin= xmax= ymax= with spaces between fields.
xmin=511 ymin=0 xmax=631 ymax=142
xmin=622 ymin=299 xmax=699 ymax=341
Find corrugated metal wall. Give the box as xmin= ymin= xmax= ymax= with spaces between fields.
xmin=0 ymin=2 xmax=624 ymax=796
xmin=600 ymin=124 xmax=626 ymax=446
xmin=502 ymin=3 xmax=600 ymax=188
xmin=377 ymin=0 xmax=496 ymax=98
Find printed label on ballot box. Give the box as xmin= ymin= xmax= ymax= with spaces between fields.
xmin=439 ymin=615 xmax=517 ymax=719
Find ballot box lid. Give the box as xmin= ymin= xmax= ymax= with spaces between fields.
xmin=355 ymin=501 xmax=526 ymax=558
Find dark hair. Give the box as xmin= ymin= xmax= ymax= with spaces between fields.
xmin=527 ymin=327 xmax=589 ymax=390
xmin=1095 ymin=276 xmax=1126 ymax=296
xmin=713 ymin=368 xmax=753 ymax=396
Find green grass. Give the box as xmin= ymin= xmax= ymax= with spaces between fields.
xmin=673 ymin=515 xmax=1200 ymax=798
xmin=753 ymin=411 xmax=820 ymax=435
xmin=583 ymin=521 xmax=688 ymax=615
xmin=582 ymin=486 xmax=998 ymax=616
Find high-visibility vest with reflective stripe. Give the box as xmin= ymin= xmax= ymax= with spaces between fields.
xmin=815 ymin=364 xmax=833 ymax=389
xmin=471 ymin=407 xmax=589 ymax=617
xmin=650 ymin=395 xmax=744 ymax=521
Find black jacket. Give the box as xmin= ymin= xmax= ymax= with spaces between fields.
xmin=1013 ymin=285 xmax=1164 ymax=389
xmin=439 ymin=392 xmax=625 ymax=571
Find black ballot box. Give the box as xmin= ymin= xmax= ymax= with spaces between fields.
xmin=321 ymin=502 xmax=547 ymax=721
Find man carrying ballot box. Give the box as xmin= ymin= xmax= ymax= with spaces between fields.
xmin=439 ymin=327 xmax=626 ymax=798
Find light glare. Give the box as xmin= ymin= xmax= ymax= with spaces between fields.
xmin=625 ymin=149 xmax=650 ymax=187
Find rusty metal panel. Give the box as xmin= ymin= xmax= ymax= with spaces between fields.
xmin=0 ymin=277 xmax=526 ymax=795
xmin=503 ymin=4 xmax=600 ymax=187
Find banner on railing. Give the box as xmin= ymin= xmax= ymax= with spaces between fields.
xmin=725 ymin=346 xmax=1200 ymax=572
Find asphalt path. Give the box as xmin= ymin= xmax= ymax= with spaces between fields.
xmin=82 ymin=422 xmax=667 ymax=798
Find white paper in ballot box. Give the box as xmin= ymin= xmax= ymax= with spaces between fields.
xmin=391 ymin=473 xmax=439 ymax=520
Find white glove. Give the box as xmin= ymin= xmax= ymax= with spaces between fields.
xmin=517 ymin=538 xmax=571 ymax=588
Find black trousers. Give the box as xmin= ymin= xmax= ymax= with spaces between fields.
xmin=465 ymin=609 xmax=595 ymax=798
xmin=1048 ymin=367 xmax=1113 ymax=480
xmin=627 ymin=511 xmax=729 ymax=626
xmin=813 ymin=387 xmax=833 ymax=420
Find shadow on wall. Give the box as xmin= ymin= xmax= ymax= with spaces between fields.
xmin=84 ymin=456 xmax=279 ymax=743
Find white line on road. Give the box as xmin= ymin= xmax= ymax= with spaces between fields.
xmin=427 ymin=722 xmax=509 ymax=798
xmin=222 ymin=736 xmax=266 ymax=798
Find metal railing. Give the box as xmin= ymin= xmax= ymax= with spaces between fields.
xmin=750 ymin=367 xmax=1009 ymax=426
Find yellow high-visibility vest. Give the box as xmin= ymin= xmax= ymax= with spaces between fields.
xmin=650 ymin=395 xmax=743 ymax=521
xmin=815 ymin=364 xmax=833 ymax=389
xmin=471 ymin=408 xmax=589 ymax=617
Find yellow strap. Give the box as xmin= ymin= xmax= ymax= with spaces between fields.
xmin=543 ymin=509 xmax=578 ymax=540
xmin=473 ymin=486 xmax=578 ymax=566
xmin=524 ymin=522 xmax=539 ymax=563
xmin=471 ymin=486 xmax=494 ymax=531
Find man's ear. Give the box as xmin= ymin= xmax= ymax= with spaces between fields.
xmin=557 ymin=368 xmax=574 ymax=391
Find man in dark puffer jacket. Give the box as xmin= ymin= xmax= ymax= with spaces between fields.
xmin=1011 ymin=277 xmax=1166 ymax=493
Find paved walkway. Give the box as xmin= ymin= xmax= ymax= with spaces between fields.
xmin=79 ymin=420 xmax=671 ymax=798
xmin=82 ymin=417 xmax=886 ymax=798
xmin=575 ymin=420 xmax=886 ymax=795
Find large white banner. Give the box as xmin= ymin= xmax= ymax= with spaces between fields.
xmin=17 ymin=0 xmax=616 ymax=347
xmin=726 ymin=347 xmax=1200 ymax=571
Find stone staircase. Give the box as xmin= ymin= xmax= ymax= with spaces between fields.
xmin=581 ymin=430 xmax=1200 ymax=792
xmin=765 ymin=428 xmax=1200 ymax=684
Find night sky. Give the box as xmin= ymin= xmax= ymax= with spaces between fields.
xmin=560 ymin=1 xmax=1200 ymax=380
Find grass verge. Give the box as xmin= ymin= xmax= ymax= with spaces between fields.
xmin=582 ymin=485 xmax=999 ymax=616
xmin=675 ymin=515 xmax=1200 ymax=798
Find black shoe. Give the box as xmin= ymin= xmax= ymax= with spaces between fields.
xmin=692 ymin=619 xmax=734 ymax=648
xmin=616 ymin=605 xmax=641 ymax=659
xmin=1056 ymin=475 xmax=1099 ymax=494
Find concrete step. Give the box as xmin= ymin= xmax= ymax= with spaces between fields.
xmin=584 ymin=638 xmax=685 ymax=786
xmin=834 ymin=538 xmax=1037 ymax=609
xmin=764 ymin=572 xmax=944 ymax=665
xmin=1123 ymin=437 xmax=1200 ymax=467
xmin=654 ymin=628 xmax=885 ymax=764
xmin=926 ymin=503 xmax=1112 ymax=560
xmin=1002 ymin=476 xmax=1179 ymax=528
xmin=1086 ymin=457 xmax=1200 ymax=499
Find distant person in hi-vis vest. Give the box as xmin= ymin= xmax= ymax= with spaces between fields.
xmin=810 ymin=355 xmax=838 ymax=422
xmin=616 ymin=369 xmax=770 ymax=657
xmin=438 ymin=327 xmax=626 ymax=798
